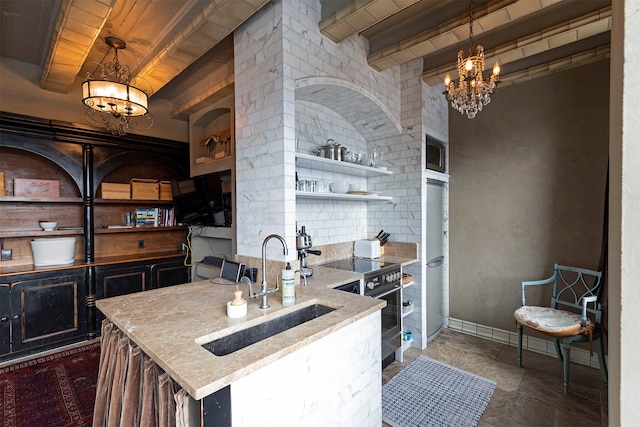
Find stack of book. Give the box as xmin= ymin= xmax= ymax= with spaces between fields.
xmin=134 ymin=208 xmax=176 ymax=227
xmin=107 ymin=208 xmax=176 ymax=229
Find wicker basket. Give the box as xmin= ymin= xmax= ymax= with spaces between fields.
xmin=402 ymin=273 xmax=413 ymax=285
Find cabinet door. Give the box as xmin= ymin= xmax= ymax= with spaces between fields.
xmin=9 ymin=270 xmax=87 ymax=353
xmin=95 ymin=263 xmax=151 ymax=299
xmin=0 ymin=285 xmax=10 ymax=355
xmin=151 ymin=257 xmax=190 ymax=289
xmin=95 ymin=263 xmax=151 ymax=328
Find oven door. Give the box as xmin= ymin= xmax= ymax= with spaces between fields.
xmin=375 ymin=285 xmax=402 ymax=364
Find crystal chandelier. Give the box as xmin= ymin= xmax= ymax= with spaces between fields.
xmin=82 ymin=37 xmax=153 ymax=136
xmin=443 ymin=0 xmax=501 ymax=119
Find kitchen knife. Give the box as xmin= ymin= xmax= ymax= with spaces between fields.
xmin=380 ymin=233 xmax=390 ymax=245
xmin=376 ymin=230 xmax=384 ymax=239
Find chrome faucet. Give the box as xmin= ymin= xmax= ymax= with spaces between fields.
xmin=295 ymin=270 xmax=308 ymax=287
xmin=240 ymin=276 xmax=254 ymax=298
xmin=254 ymin=234 xmax=288 ymax=310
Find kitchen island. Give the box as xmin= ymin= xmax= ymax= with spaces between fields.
xmin=96 ymin=273 xmax=386 ymax=426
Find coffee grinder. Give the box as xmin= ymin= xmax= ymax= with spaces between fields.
xmin=297 ymin=225 xmax=321 ymax=277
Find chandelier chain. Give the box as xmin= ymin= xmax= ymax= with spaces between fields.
xmin=101 ymin=48 xmax=131 ymax=85
xmin=468 ymin=0 xmax=474 ymax=57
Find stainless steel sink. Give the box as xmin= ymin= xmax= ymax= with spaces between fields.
xmin=202 ymin=304 xmax=336 ymax=356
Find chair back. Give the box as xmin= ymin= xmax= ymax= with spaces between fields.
xmin=551 ymin=263 xmax=603 ymax=325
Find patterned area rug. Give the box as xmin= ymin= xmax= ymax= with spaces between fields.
xmin=0 ymin=342 xmax=100 ymax=427
xmin=382 ymin=356 xmax=496 ymax=427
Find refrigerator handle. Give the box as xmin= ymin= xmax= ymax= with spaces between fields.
xmin=426 ymin=255 xmax=444 ymax=268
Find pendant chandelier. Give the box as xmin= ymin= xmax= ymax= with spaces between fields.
xmin=82 ymin=37 xmax=153 ymax=136
xmin=443 ymin=0 xmax=501 ymax=119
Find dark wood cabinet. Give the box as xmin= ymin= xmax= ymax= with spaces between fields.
xmin=0 ymin=285 xmax=10 ymax=354
xmin=96 ymin=262 xmax=151 ymax=299
xmin=1 ymin=112 xmax=191 ymax=360
xmin=96 ymin=256 xmax=190 ymax=299
xmin=151 ymin=257 xmax=190 ymax=288
xmin=0 ymin=269 xmax=87 ymax=360
xmin=95 ymin=256 xmax=190 ymax=327
xmin=0 ymin=114 xmax=190 ymax=266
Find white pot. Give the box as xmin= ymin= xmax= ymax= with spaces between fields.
xmin=30 ymin=237 xmax=76 ymax=267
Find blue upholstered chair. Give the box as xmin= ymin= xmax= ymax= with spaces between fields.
xmin=513 ymin=263 xmax=608 ymax=394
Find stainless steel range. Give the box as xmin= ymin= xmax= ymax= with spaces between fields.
xmin=322 ymin=258 xmax=403 ymax=368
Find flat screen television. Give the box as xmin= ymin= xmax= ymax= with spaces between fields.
xmin=171 ymin=173 xmax=226 ymax=226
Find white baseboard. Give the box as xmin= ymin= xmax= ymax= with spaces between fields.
xmin=447 ymin=317 xmax=607 ymax=370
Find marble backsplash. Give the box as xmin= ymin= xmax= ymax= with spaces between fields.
xmin=234 ymin=239 xmax=417 ymax=289
xmin=306 ymin=240 xmax=418 ymax=265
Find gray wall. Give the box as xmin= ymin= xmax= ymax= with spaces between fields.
xmin=448 ymin=60 xmax=610 ymax=331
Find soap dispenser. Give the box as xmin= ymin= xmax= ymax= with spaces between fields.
xmin=281 ymin=262 xmax=295 ymax=306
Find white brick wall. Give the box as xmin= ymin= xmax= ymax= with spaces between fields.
xmin=234 ymin=0 xmax=298 ymax=261
xmin=295 ymin=100 xmax=369 ymax=244
xmin=230 ymin=311 xmax=382 ymax=426
xmin=233 ymin=0 xmax=450 ymax=354
xmin=235 ymin=0 xmax=404 ymax=254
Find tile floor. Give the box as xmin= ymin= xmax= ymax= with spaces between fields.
xmin=382 ymin=329 xmax=608 ymax=427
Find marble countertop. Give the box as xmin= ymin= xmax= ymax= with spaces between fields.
xmin=303 ymin=254 xmax=419 ymax=287
xmin=96 ymin=274 xmax=386 ymax=400
xmin=378 ymin=254 xmax=420 ymax=267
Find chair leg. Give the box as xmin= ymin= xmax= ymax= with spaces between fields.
xmin=560 ymin=338 xmax=572 ymax=394
xmin=517 ymin=324 xmax=523 ymax=367
xmin=554 ymin=338 xmax=563 ymax=362
xmin=595 ymin=334 xmax=608 ymax=384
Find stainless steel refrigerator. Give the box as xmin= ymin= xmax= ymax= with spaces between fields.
xmin=426 ymin=180 xmax=445 ymax=340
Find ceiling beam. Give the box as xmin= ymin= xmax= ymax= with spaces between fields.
xmin=367 ymin=0 xmax=564 ymax=72
xmin=498 ymin=45 xmax=610 ymax=86
xmin=171 ymin=76 xmax=234 ymax=120
xmin=134 ymin=0 xmax=269 ymax=96
xmin=40 ymin=0 xmax=115 ymax=93
xmin=422 ymin=7 xmax=611 ymax=86
xmin=319 ymin=0 xmax=419 ymax=43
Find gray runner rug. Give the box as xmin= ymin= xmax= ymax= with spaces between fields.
xmin=382 ymin=355 xmax=496 ymax=427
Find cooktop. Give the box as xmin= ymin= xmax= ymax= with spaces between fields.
xmin=320 ymin=258 xmax=398 ymax=275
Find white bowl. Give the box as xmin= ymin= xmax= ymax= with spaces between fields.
xmin=39 ymin=221 xmax=58 ymax=231
xmin=329 ymin=181 xmax=350 ymax=194
xmin=31 ymin=237 xmax=76 ymax=266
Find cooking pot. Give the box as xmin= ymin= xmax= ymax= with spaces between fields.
xmin=313 ymin=140 xmax=348 ymax=161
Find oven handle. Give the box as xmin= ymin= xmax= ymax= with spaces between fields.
xmin=373 ymin=284 xmax=402 ymax=298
